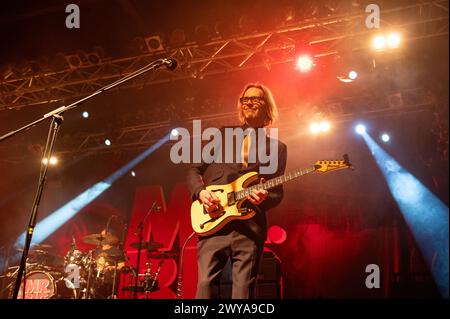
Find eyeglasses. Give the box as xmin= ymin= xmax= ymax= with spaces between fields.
xmin=239 ymin=96 xmax=265 ymax=105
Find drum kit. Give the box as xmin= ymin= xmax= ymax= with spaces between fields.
xmin=2 ymin=232 xmax=178 ymax=299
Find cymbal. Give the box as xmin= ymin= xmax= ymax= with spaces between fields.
xmin=31 ymin=244 xmax=52 ymax=249
xmin=147 ymin=251 xmax=179 ymax=259
xmin=95 ymin=246 xmax=124 ymax=258
xmin=83 ymin=233 xmax=119 ymax=246
xmin=129 ymin=241 xmax=163 ymax=251
xmin=16 ymin=244 xmax=52 ymax=253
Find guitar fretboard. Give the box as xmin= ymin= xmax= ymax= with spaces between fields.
xmin=235 ymin=166 xmax=316 ymax=201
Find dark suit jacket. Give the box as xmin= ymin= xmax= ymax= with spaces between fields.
xmin=186 ymin=125 xmax=287 ymax=243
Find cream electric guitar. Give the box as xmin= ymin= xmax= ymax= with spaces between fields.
xmin=191 ymin=154 xmax=353 ymax=236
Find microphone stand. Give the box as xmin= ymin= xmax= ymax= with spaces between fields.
xmin=133 ymin=201 xmax=159 ymax=299
xmin=109 ymin=221 xmax=127 ymax=299
xmin=1 ymin=58 xmax=176 ymax=299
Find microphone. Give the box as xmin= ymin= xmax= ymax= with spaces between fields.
xmin=162 ymin=58 xmax=177 ymax=70
xmin=71 ymin=236 xmax=77 ymax=251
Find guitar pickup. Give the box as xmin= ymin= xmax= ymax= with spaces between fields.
xmin=227 ymin=192 xmax=236 ymax=205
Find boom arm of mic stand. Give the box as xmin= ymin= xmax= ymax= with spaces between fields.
xmin=0 ymin=58 xmax=172 ymax=142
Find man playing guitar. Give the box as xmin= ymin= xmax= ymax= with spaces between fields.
xmin=187 ymin=83 xmax=287 ymax=299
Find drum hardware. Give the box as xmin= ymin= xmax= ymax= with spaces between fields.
xmin=143 ymin=261 xmax=162 ymax=297
xmin=83 ymin=232 xmax=119 ymax=246
xmin=121 ymin=262 xmax=161 ymax=298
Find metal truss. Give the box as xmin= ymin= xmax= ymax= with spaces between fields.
xmin=51 ymin=87 xmax=436 ymax=157
xmin=0 ymin=0 xmax=448 ymax=111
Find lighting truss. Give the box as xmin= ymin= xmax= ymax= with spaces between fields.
xmin=0 ymin=1 xmax=448 ymax=111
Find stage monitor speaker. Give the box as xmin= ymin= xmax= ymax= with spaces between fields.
xmin=219 ymin=249 xmax=282 ymax=298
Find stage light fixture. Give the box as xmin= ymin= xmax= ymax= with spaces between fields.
xmin=42 ymin=156 xmax=58 ymax=165
xmin=355 ymin=124 xmax=366 ymax=135
xmin=104 ymin=139 xmax=111 ymax=146
xmin=309 ymin=120 xmax=331 ymax=134
xmin=171 ymin=128 xmax=179 ymax=137
xmin=309 ymin=122 xmax=321 ymax=134
xmin=348 ymin=70 xmax=358 ymax=80
xmin=386 ymin=32 xmax=401 ymax=48
xmin=131 ymin=171 xmax=136 ymax=177
xmin=295 ymin=55 xmax=314 ymax=72
xmin=145 ymin=34 xmax=164 ymax=52
xmin=372 ymin=35 xmax=385 ymax=51
xmin=82 ymin=111 xmax=89 ymax=118
xmin=319 ymin=121 xmax=331 ymax=132
xmin=381 ymin=133 xmax=390 ymax=143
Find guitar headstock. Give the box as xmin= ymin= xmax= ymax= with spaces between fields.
xmin=314 ymin=154 xmax=353 ymax=173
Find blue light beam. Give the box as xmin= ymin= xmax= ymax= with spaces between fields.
xmin=362 ymin=132 xmax=449 ymax=298
xmin=16 ymin=134 xmax=170 ymax=247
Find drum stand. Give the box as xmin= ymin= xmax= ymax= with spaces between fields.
xmin=108 ymin=256 xmax=120 ymax=299
xmin=84 ymin=250 xmax=95 ymax=299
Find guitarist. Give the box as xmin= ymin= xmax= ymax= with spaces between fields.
xmin=186 ymin=83 xmax=287 ymax=299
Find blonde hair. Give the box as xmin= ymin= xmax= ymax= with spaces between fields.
xmin=237 ymin=83 xmax=279 ymax=127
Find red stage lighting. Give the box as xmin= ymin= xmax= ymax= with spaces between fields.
xmin=295 ymin=55 xmax=314 ymax=72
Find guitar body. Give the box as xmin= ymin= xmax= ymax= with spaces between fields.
xmin=190 ymin=155 xmax=352 ymax=236
xmin=190 ymin=171 xmax=260 ymax=236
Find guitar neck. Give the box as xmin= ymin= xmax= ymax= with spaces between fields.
xmin=235 ymin=166 xmax=316 ymax=201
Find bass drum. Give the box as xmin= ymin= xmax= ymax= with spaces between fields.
xmin=17 ymin=270 xmax=77 ymax=299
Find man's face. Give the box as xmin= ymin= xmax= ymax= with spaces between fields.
xmin=240 ymin=87 xmax=266 ymax=126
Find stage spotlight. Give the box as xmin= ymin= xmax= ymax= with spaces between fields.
xmin=104 ymin=139 xmax=111 ymax=146
xmin=387 ymin=32 xmax=401 ymax=48
xmin=372 ymin=35 xmax=385 ymax=51
xmin=348 ymin=70 xmax=358 ymax=80
xmin=355 ymin=124 xmax=366 ymax=135
xmin=171 ymin=128 xmax=179 ymax=137
xmin=295 ymin=55 xmax=314 ymax=72
xmin=381 ymin=133 xmax=390 ymax=142
xmin=319 ymin=121 xmax=331 ymax=132
xmin=42 ymin=157 xmax=58 ymax=165
xmin=362 ymin=133 xmax=449 ymax=298
xmin=82 ymin=111 xmax=89 ymax=118
xmin=16 ymin=134 xmax=171 ymax=247
xmin=131 ymin=171 xmax=136 ymax=177
xmin=309 ymin=122 xmax=321 ymax=134
xmin=145 ymin=34 xmax=164 ymax=52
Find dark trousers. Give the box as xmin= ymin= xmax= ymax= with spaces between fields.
xmin=196 ymin=229 xmax=264 ymax=299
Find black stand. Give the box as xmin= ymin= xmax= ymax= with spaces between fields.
xmin=109 ymin=221 xmax=127 ymax=299
xmin=134 ymin=201 xmax=159 ymax=299
xmin=0 ymin=58 xmax=177 ymax=299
